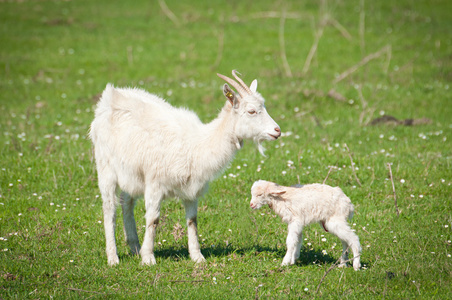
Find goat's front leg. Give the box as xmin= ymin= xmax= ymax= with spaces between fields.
xmin=282 ymin=221 xmax=303 ymax=266
xmin=140 ymin=187 xmax=163 ymax=265
xmin=183 ymin=199 xmax=206 ymax=263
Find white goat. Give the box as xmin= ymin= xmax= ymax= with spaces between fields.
xmin=250 ymin=180 xmax=361 ymax=270
xmin=90 ymin=71 xmax=281 ymax=266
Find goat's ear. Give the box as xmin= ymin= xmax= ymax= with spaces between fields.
xmin=270 ymin=190 xmax=286 ymax=196
xmin=250 ymin=79 xmax=258 ymax=93
xmin=223 ymin=84 xmax=239 ymax=108
xmin=268 ymin=186 xmax=287 ymax=199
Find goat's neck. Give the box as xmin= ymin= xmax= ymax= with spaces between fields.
xmin=269 ymin=199 xmax=294 ymax=223
xmin=195 ymin=103 xmax=239 ymax=174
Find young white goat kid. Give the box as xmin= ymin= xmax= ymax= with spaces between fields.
xmin=250 ymin=180 xmax=361 ymax=270
xmin=90 ymin=71 xmax=281 ymax=266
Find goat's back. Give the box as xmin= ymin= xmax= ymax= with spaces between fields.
xmin=286 ymin=184 xmax=354 ymax=221
xmin=89 ymin=84 xmax=208 ymax=197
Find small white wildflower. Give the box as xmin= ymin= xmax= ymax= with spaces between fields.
xmin=400 ymin=179 xmax=405 ymax=183
xmin=304 ymin=288 xmax=309 ymax=292
xmin=69 ymin=260 xmax=74 ymax=263
xmin=445 ymin=225 xmax=449 ymax=228
xmin=321 ymin=238 xmax=327 ymax=242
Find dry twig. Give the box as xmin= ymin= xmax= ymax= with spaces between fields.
xmin=344 ymin=144 xmax=362 ymax=187
xmin=279 ymin=8 xmax=292 ymax=77
xmin=386 ymin=163 xmax=400 ymax=217
xmin=323 ymin=166 xmax=335 ymax=184
xmin=359 ymin=0 xmax=366 ymax=55
xmin=301 ymin=18 xmax=326 ymax=76
xmin=158 ymin=0 xmax=180 ymax=26
xmin=211 ymin=15 xmax=225 ymax=71
xmin=315 ymin=250 xmax=361 ymax=294
xmin=333 ymin=45 xmax=392 ymax=84
xmin=250 ymin=11 xmax=305 ymax=19
xmin=328 ymin=17 xmax=352 ymax=40
xmin=68 ymin=288 xmax=104 ymax=295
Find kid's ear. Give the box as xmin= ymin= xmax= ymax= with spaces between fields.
xmin=268 ymin=186 xmax=287 ymax=199
xmin=270 ymin=190 xmax=286 ymax=196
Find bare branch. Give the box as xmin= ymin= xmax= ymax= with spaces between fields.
xmin=344 ymin=144 xmax=362 ymax=187
xmin=328 ymin=17 xmax=352 ymax=40
xmin=386 ymin=163 xmax=400 ymax=217
xmin=211 ymin=15 xmax=225 ymax=71
xmin=68 ymin=288 xmax=105 ymax=295
xmin=250 ymin=11 xmax=306 ymax=19
xmin=359 ymin=0 xmax=366 ymax=55
xmin=333 ymin=45 xmax=392 ymax=84
xmin=279 ymin=8 xmax=293 ymax=77
xmin=158 ymin=0 xmax=180 ymax=27
xmin=301 ymin=18 xmax=326 ymax=76
xmin=315 ymin=248 xmax=361 ymax=294
xmin=323 ymin=166 xmax=335 ymax=184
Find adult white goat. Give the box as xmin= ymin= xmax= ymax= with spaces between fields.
xmin=250 ymin=180 xmax=361 ymax=270
xmin=90 ymin=71 xmax=281 ymax=266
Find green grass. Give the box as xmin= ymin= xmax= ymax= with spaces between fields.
xmin=1 ymin=0 xmax=451 ymax=298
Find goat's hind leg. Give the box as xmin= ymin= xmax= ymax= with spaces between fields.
xmin=140 ymin=186 xmax=163 ymax=265
xmin=121 ymin=192 xmax=141 ymax=255
xmin=99 ymin=173 xmax=120 ymax=266
xmin=183 ymin=199 xmax=206 ymax=263
xmin=325 ymin=219 xmax=362 ymax=270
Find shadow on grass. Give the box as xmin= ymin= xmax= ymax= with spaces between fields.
xmin=137 ymin=244 xmax=359 ymax=268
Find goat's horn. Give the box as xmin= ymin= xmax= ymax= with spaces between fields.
xmin=217 ymin=73 xmax=248 ymax=97
xmin=232 ymin=70 xmax=252 ymax=94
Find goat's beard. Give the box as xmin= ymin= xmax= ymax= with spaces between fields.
xmin=254 ymin=136 xmax=267 ymax=157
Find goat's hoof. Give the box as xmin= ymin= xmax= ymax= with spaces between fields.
xmin=281 ymin=260 xmax=293 ymax=267
xmin=107 ymin=256 xmax=120 ymax=266
xmin=192 ymin=255 xmax=206 ymax=264
xmin=141 ymin=255 xmax=157 ymax=266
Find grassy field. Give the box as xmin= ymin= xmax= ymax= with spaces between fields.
xmin=1 ymin=0 xmax=451 ymax=298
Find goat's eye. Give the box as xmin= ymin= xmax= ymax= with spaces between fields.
xmin=248 ymin=109 xmax=257 ymax=115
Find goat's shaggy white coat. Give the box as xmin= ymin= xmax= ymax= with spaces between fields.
xmin=90 ymin=73 xmax=280 ymax=266
xmin=250 ymin=180 xmax=361 ymax=270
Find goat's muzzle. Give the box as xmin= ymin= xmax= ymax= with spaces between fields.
xmin=268 ymin=127 xmax=281 ymax=139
